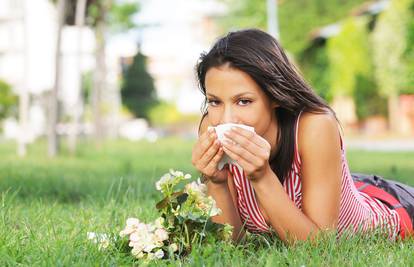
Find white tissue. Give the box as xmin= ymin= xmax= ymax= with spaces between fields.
xmin=208 ymin=123 xmax=255 ymax=170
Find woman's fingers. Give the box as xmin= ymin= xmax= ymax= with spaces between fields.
xmin=192 ymin=128 xmax=215 ymax=163
xmin=222 ymin=137 xmax=263 ymax=167
xmin=204 ymin=146 xmax=225 ymax=173
xmin=229 ymin=127 xmax=271 ymax=150
xmin=222 ymin=144 xmax=256 ymax=173
xmin=224 ymin=128 xmax=270 ymax=159
xmin=199 ymin=139 xmax=221 ymax=169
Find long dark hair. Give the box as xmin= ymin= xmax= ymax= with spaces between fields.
xmin=195 ymin=28 xmax=338 ymax=184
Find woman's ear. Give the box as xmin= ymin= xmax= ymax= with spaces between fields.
xmin=271 ymin=101 xmax=279 ymax=109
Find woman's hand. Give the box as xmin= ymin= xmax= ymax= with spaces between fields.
xmin=221 ymin=126 xmax=272 ymax=181
xmin=192 ymin=127 xmax=228 ymax=184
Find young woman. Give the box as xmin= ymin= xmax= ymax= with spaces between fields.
xmin=191 ymin=28 xmax=414 ymax=244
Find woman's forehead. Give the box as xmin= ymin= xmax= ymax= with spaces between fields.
xmin=205 ymin=67 xmax=261 ymax=96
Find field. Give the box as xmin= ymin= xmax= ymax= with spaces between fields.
xmin=1 ymin=138 xmax=414 ymax=266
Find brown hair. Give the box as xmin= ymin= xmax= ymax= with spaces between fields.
xmin=195 ymin=28 xmax=338 ymax=183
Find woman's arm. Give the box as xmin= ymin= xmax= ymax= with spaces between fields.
xmin=198 ymin=116 xmax=244 ymax=241
xmin=251 ymin=112 xmax=342 ymax=244
xmin=206 ymin=179 xmax=244 ymax=241
xmin=220 ymin=112 xmax=342 ymax=244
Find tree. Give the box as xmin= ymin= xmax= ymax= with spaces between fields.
xmin=218 ymin=0 xmax=367 ymax=56
xmin=48 ymin=0 xmax=139 ymax=153
xmin=67 ymin=0 xmax=87 ymax=155
xmin=121 ymin=52 xmax=158 ymax=120
xmin=0 ymin=80 xmax=17 ymax=120
xmin=86 ymin=0 xmax=138 ymax=143
xmin=48 ymin=0 xmax=66 ymax=157
xmin=372 ymin=0 xmax=413 ymax=132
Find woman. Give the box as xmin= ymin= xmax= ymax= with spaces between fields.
xmin=191 ymin=28 xmax=414 ymax=244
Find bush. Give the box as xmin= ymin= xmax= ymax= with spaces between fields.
xmin=0 ymin=80 xmax=17 ymax=120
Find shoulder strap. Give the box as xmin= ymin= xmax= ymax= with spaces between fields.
xmin=354 ymin=181 xmax=413 ymax=239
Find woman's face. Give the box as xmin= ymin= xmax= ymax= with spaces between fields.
xmin=205 ymin=65 xmax=277 ymax=137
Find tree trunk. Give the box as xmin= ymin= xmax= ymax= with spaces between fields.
xmin=92 ymin=13 xmax=107 ymax=145
xmin=18 ymin=0 xmax=29 ymax=157
xmin=68 ymin=0 xmax=87 ymax=155
xmin=48 ymin=0 xmax=65 ymax=157
xmin=387 ymin=93 xmax=400 ymax=134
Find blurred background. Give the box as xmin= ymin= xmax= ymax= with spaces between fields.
xmin=0 ymin=0 xmax=413 ymax=156
xmin=1 ymin=2 xmax=414 ymax=264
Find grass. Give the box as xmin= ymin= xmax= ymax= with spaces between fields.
xmin=1 ymin=138 xmax=414 ymax=266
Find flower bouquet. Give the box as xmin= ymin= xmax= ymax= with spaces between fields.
xmin=119 ymin=169 xmax=233 ymax=261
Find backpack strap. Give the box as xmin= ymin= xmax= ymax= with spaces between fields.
xmin=354 ymin=181 xmax=413 ymax=239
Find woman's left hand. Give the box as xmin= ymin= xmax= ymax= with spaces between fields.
xmin=221 ymin=126 xmax=272 ymax=181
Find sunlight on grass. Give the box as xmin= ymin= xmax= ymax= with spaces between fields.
xmin=1 ymin=138 xmax=413 ymax=265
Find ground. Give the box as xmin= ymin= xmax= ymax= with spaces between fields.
xmin=1 ymin=138 xmax=414 ymax=266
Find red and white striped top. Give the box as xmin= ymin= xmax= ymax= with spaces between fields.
xmin=229 ymin=110 xmax=401 ymax=239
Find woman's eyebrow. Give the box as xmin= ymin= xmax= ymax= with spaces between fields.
xmin=206 ymin=92 xmax=255 ymax=99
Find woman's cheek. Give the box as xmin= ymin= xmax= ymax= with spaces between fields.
xmin=207 ymin=110 xmax=221 ymax=125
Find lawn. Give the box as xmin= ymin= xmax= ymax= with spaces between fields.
xmin=1 ymin=138 xmax=414 ymax=266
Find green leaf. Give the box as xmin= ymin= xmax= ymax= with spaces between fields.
xmin=176 ymin=193 xmax=188 ymax=205
xmin=155 ymin=191 xmax=185 ymax=210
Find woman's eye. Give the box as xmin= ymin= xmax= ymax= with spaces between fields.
xmin=238 ymin=99 xmax=252 ymax=106
xmin=207 ymin=100 xmax=219 ymax=106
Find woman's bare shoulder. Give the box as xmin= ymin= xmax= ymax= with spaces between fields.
xmin=298 ymin=110 xmax=341 ymax=156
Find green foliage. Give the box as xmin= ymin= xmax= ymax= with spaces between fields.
xmin=300 ymin=46 xmax=332 ymax=102
xmin=148 ymin=101 xmax=201 ymax=127
xmin=325 ymin=17 xmax=386 ymax=120
xmin=81 ymin=71 xmax=93 ymax=105
xmin=327 ymin=17 xmax=372 ymax=97
xmin=218 ymin=0 xmax=367 ymax=56
xmin=121 ymin=52 xmax=158 ymax=119
xmin=353 ymin=74 xmax=387 ymax=120
xmin=401 ymin=2 xmax=414 ymax=94
xmin=148 ymin=101 xmax=181 ymax=126
xmin=0 ymin=80 xmax=17 ymax=120
xmin=108 ymin=1 xmax=138 ymax=32
xmin=372 ymin=0 xmax=412 ymax=97
xmin=86 ymin=0 xmax=139 ymax=32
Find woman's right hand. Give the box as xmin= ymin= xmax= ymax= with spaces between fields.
xmin=192 ymin=127 xmax=228 ymax=184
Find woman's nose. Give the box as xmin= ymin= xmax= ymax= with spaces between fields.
xmin=221 ymin=107 xmax=238 ymax=124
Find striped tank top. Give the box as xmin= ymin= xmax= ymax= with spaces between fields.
xmin=228 ymin=110 xmax=401 ymax=239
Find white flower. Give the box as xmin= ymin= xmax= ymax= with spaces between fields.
xmin=154 ymin=249 xmax=164 ymax=259
xmin=169 ymin=169 xmax=184 ymax=177
xmin=155 ymin=173 xmax=173 ymax=191
xmin=207 ymin=196 xmax=222 ymax=216
xmin=87 ymin=232 xmax=97 ymax=240
xmin=129 ymin=232 xmax=140 ymax=242
xmin=143 ymin=243 xmax=157 ymax=253
xmin=130 ymin=241 xmax=144 ymax=252
xmin=120 ymin=217 xmax=141 ymax=237
xmin=126 ymin=217 xmax=140 ymax=227
xmin=99 ymin=239 xmax=110 ymax=250
xmin=154 ymin=217 xmax=165 ymax=229
xmin=154 ymin=228 xmax=169 ymax=242
xmin=87 ymin=232 xmax=110 ymax=250
xmin=169 ymin=243 xmax=178 ymax=252
xmin=132 ymin=249 xmax=145 ymax=259
xmin=184 ymin=178 xmax=207 ymax=196
xmin=184 ymin=174 xmax=191 ymax=179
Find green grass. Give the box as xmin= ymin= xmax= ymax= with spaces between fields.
xmin=1 ymin=138 xmax=414 ymax=266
